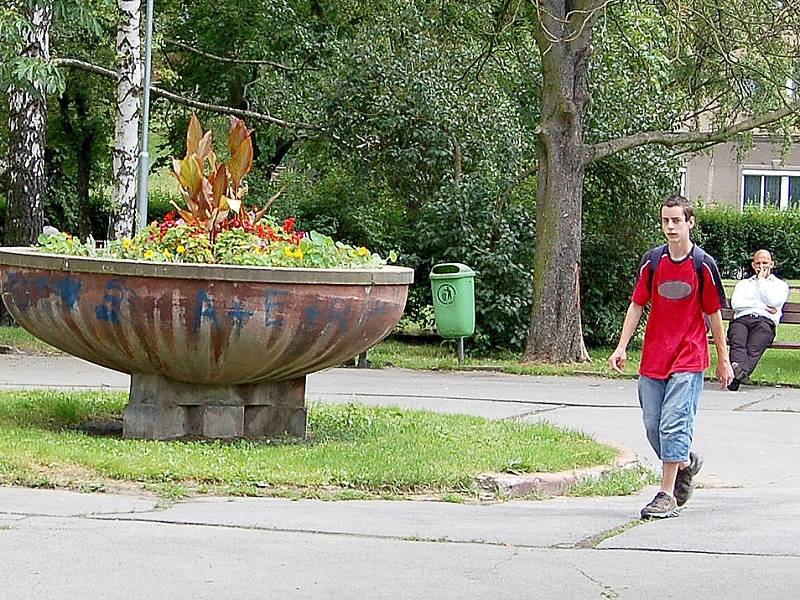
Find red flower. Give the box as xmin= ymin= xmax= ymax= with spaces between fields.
xmin=283 ymin=217 xmax=295 ymax=233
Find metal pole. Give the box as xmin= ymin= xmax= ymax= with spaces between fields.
xmin=135 ymin=0 xmax=155 ymax=233
xmin=457 ymin=337 xmax=464 ymax=366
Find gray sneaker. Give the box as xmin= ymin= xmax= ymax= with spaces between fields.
xmin=673 ymin=452 xmax=703 ymax=507
xmin=640 ymin=492 xmax=679 ymax=519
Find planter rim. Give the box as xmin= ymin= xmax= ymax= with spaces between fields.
xmin=0 ymin=247 xmax=414 ymax=285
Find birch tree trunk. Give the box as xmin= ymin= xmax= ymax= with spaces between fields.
xmin=5 ymin=1 xmax=52 ymax=246
xmin=111 ymin=0 xmax=141 ymax=239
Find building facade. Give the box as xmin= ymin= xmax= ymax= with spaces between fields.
xmin=683 ymin=136 xmax=800 ymax=210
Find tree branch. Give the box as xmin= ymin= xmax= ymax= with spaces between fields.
xmin=53 ymin=57 xmax=320 ymax=131
xmin=164 ymin=38 xmax=301 ymax=71
xmin=586 ymin=100 xmax=800 ymax=163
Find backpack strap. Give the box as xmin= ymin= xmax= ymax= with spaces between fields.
xmin=646 ymin=244 xmax=668 ymax=297
xmin=692 ymin=245 xmax=707 ymax=302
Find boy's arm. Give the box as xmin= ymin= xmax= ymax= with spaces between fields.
xmin=608 ymin=302 xmax=644 ymax=373
xmin=708 ymin=310 xmax=734 ymax=389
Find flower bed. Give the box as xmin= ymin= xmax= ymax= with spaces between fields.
xmin=37 ymin=114 xmax=395 ymax=270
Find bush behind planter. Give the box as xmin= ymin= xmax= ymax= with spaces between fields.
xmin=694 ymin=206 xmax=800 ymax=279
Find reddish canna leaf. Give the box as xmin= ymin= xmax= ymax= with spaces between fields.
xmin=227 ymin=117 xmax=249 ymax=158
xmin=229 ymin=138 xmax=253 ymax=188
xmin=198 ymin=178 xmax=214 ymax=214
xmin=210 ymin=163 xmax=228 ymax=204
xmin=196 ymin=130 xmax=213 ymax=163
xmin=186 ymin=114 xmax=203 ymax=156
xmin=178 ymin=155 xmax=204 ymax=201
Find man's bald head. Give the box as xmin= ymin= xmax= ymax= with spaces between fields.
xmin=754 ymin=249 xmax=772 ymax=262
xmin=752 ymin=249 xmax=774 ymax=276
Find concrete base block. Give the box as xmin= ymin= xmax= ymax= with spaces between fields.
xmin=188 ymin=406 xmax=245 ymax=439
xmin=122 ymin=404 xmax=188 ymax=440
xmin=245 ymin=405 xmax=307 ymax=438
xmin=126 ymin=373 xmax=306 ymax=440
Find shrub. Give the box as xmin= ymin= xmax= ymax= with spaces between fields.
xmin=413 ymin=175 xmax=536 ymax=354
xmin=694 ymin=206 xmax=800 ymax=279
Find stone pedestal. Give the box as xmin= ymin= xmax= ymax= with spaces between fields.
xmin=123 ymin=373 xmax=307 ymax=440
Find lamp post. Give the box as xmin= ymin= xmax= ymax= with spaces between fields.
xmin=135 ymin=0 xmax=155 ymax=232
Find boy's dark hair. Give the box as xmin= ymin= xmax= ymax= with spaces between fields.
xmin=662 ymin=193 xmax=694 ymax=221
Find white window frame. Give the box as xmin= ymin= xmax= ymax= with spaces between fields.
xmin=678 ymin=167 xmax=687 ymax=197
xmin=741 ymin=169 xmax=800 ymax=210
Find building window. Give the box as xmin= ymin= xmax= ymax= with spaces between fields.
xmin=678 ymin=167 xmax=687 ymax=197
xmin=742 ymin=169 xmax=800 ymax=210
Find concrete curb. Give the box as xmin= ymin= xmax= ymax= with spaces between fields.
xmin=476 ymin=443 xmax=640 ymax=499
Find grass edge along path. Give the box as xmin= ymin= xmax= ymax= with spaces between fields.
xmin=0 ymin=390 xmax=652 ymax=501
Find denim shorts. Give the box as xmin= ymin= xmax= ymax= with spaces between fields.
xmin=637 ymin=372 xmax=704 ymax=463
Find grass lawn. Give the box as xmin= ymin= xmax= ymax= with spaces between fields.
xmin=0 ymin=326 xmax=61 ymax=354
xmin=0 ymin=390 xmax=650 ymax=501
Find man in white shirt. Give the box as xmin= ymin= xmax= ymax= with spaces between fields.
xmin=727 ymin=249 xmax=790 ymax=391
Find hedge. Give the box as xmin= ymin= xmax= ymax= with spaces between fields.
xmin=694 ymin=206 xmax=800 ymax=279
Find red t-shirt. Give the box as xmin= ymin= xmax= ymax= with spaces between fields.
xmin=632 ymin=246 xmax=726 ymax=379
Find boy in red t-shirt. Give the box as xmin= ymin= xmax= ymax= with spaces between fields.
xmin=609 ymin=194 xmax=733 ymax=519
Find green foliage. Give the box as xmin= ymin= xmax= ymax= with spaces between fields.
xmin=40 ymin=173 xmax=113 ymax=239
xmin=146 ymin=188 xmax=180 ymax=223
xmin=275 ymin=160 xmax=410 ymax=256
xmin=413 ymin=177 xmax=536 ymax=354
xmin=694 ymin=206 xmax=800 ymax=279
xmin=580 ymin=151 xmax=676 ymax=346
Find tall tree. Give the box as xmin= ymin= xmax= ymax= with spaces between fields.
xmin=521 ymin=0 xmax=800 ymax=362
xmin=111 ymin=0 xmax=140 ymax=238
xmin=5 ymin=1 xmax=53 ymax=245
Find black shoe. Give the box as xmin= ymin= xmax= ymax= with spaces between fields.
xmin=731 ymin=361 xmax=748 ymax=383
xmin=673 ymin=452 xmax=703 ymax=507
xmin=727 ymin=378 xmax=741 ymax=392
xmin=640 ymin=491 xmax=679 ymax=519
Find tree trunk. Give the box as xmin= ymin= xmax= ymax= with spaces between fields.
xmin=522 ymin=1 xmax=597 ymax=363
xmin=76 ymin=132 xmax=94 ymax=239
xmin=111 ymin=0 xmax=141 ymax=239
xmin=4 ymin=1 xmax=53 ymax=246
xmin=58 ymin=92 xmax=94 ymax=239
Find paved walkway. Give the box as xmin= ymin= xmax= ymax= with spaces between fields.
xmin=2 ymin=355 xmax=799 ymax=598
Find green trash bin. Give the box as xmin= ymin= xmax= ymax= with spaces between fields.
xmin=430 ymin=263 xmax=475 ymax=338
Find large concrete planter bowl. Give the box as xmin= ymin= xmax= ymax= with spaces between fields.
xmin=0 ymin=247 xmax=413 ymax=440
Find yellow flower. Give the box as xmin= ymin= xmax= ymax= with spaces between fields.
xmin=143 ymin=249 xmax=155 ymax=259
xmin=123 ymin=238 xmax=132 ymax=249
xmin=284 ymin=246 xmax=293 ymax=257
xmin=293 ymin=248 xmax=304 ymax=260
xmin=358 ymin=246 xmax=368 ymax=256
xmin=163 ymin=250 xmax=173 ymax=259
xmin=176 ymin=245 xmax=186 ymax=254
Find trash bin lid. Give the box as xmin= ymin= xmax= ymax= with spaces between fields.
xmin=429 ymin=263 xmax=475 ymax=279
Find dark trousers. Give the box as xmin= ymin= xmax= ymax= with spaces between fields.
xmin=727 ymin=315 xmax=776 ymax=379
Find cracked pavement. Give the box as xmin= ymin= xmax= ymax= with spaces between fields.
xmin=2 ymin=355 xmax=800 ymax=598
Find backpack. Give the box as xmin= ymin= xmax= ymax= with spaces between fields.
xmin=645 ymin=243 xmax=708 ymax=302
xmin=646 ymin=244 xmax=715 ymax=331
